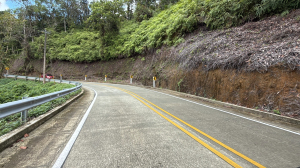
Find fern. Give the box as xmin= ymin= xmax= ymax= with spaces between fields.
xmin=255 ymin=0 xmax=300 ymax=17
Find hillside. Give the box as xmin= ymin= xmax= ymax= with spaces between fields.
xmin=9 ymin=9 xmax=300 ymax=119
xmin=2 ymin=0 xmax=300 ymax=119
xmin=27 ymin=0 xmax=299 ymax=62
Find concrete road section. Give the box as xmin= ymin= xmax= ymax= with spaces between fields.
xmin=63 ymin=84 xmax=231 ymax=168
xmin=63 ymin=82 xmax=299 ymax=168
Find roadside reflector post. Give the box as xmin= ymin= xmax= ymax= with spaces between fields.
xmin=60 ymin=74 xmax=62 ymax=83
xmin=85 ymin=75 xmax=87 ymax=81
xmin=105 ymin=75 xmax=107 ymax=82
xmin=5 ymin=67 xmax=9 ymax=75
xmin=153 ymin=76 xmax=156 ymax=88
xmin=21 ymin=97 xmax=28 ymax=123
xmin=130 ymin=75 xmax=133 ymax=84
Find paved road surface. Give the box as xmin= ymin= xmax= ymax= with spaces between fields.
xmin=65 ymin=83 xmax=300 ymax=168
xmin=1 ymin=82 xmax=300 ymax=168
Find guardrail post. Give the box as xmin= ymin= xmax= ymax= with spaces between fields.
xmin=69 ymin=81 xmax=71 ymax=84
xmin=15 ymin=75 xmax=17 ymax=80
xmin=21 ymin=97 xmax=28 ymax=123
xmin=25 ymin=76 xmax=28 ymax=81
xmin=35 ymin=77 xmax=38 ymax=82
xmin=48 ymin=78 xmax=50 ymax=82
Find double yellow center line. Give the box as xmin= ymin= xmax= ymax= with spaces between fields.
xmin=102 ymin=85 xmax=265 ymax=168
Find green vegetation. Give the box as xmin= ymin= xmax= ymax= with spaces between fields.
xmin=0 ymin=78 xmax=81 ymax=137
xmin=177 ymin=78 xmax=184 ymax=92
xmin=30 ymin=30 xmax=103 ymax=62
xmin=273 ymin=109 xmax=281 ymax=115
xmin=1 ymin=0 xmax=299 ymax=65
xmin=0 ymin=79 xmax=74 ymax=104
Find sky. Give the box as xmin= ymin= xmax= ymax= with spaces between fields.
xmin=0 ymin=0 xmax=97 ymax=11
xmin=0 ymin=0 xmax=23 ymax=11
xmin=0 ymin=0 xmax=9 ymax=11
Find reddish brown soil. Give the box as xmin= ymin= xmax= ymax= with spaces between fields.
xmin=159 ymin=67 xmax=300 ymax=119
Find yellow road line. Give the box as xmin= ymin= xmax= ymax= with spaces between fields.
xmin=101 ymin=85 xmax=242 ymax=168
xmin=126 ymin=89 xmax=265 ymax=168
xmin=103 ymin=85 xmax=265 ymax=168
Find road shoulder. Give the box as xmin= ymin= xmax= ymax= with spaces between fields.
xmin=0 ymin=87 xmax=94 ymax=167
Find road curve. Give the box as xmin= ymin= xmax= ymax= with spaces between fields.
xmin=61 ymin=82 xmax=300 ymax=168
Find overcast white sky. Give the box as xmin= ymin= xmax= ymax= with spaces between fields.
xmin=0 ymin=0 xmax=9 ymax=11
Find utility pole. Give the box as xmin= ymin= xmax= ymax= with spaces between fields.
xmin=43 ymin=28 xmax=47 ymax=84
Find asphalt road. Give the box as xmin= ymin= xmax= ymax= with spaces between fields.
xmin=63 ymin=82 xmax=300 ymax=168
xmin=1 ymin=82 xmax=299 ymax=168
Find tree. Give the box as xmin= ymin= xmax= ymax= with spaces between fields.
xmin=133 ymin=0 xmax=157 ymax=22
xmin=87 ymin=0 xmax=124 ymax=47
xmin=158 ymin=0 xmax=179 ymax=10
xmin=80 ymin=0 xmax=90 ymax=23
xmin=0 ymin=12 xmax=23 ymax=76
xmin=124 ymin=0 xmax=134 ymax=20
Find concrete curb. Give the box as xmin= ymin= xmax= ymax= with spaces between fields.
xmin=0 ymin=88 xmax=84 ymax=153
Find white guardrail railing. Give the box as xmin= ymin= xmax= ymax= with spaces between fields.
xmin=0 ymin=74 xmax=82 ymax=122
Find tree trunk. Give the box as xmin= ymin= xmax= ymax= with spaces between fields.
xmin=64 ymin=17 xmax=66 ymax=32
xmin=127 ymin=2 xmax=130 ymax=20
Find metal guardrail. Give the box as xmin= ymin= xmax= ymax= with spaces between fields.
xmin=0 ymin=74 xmax=82 ymax=122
